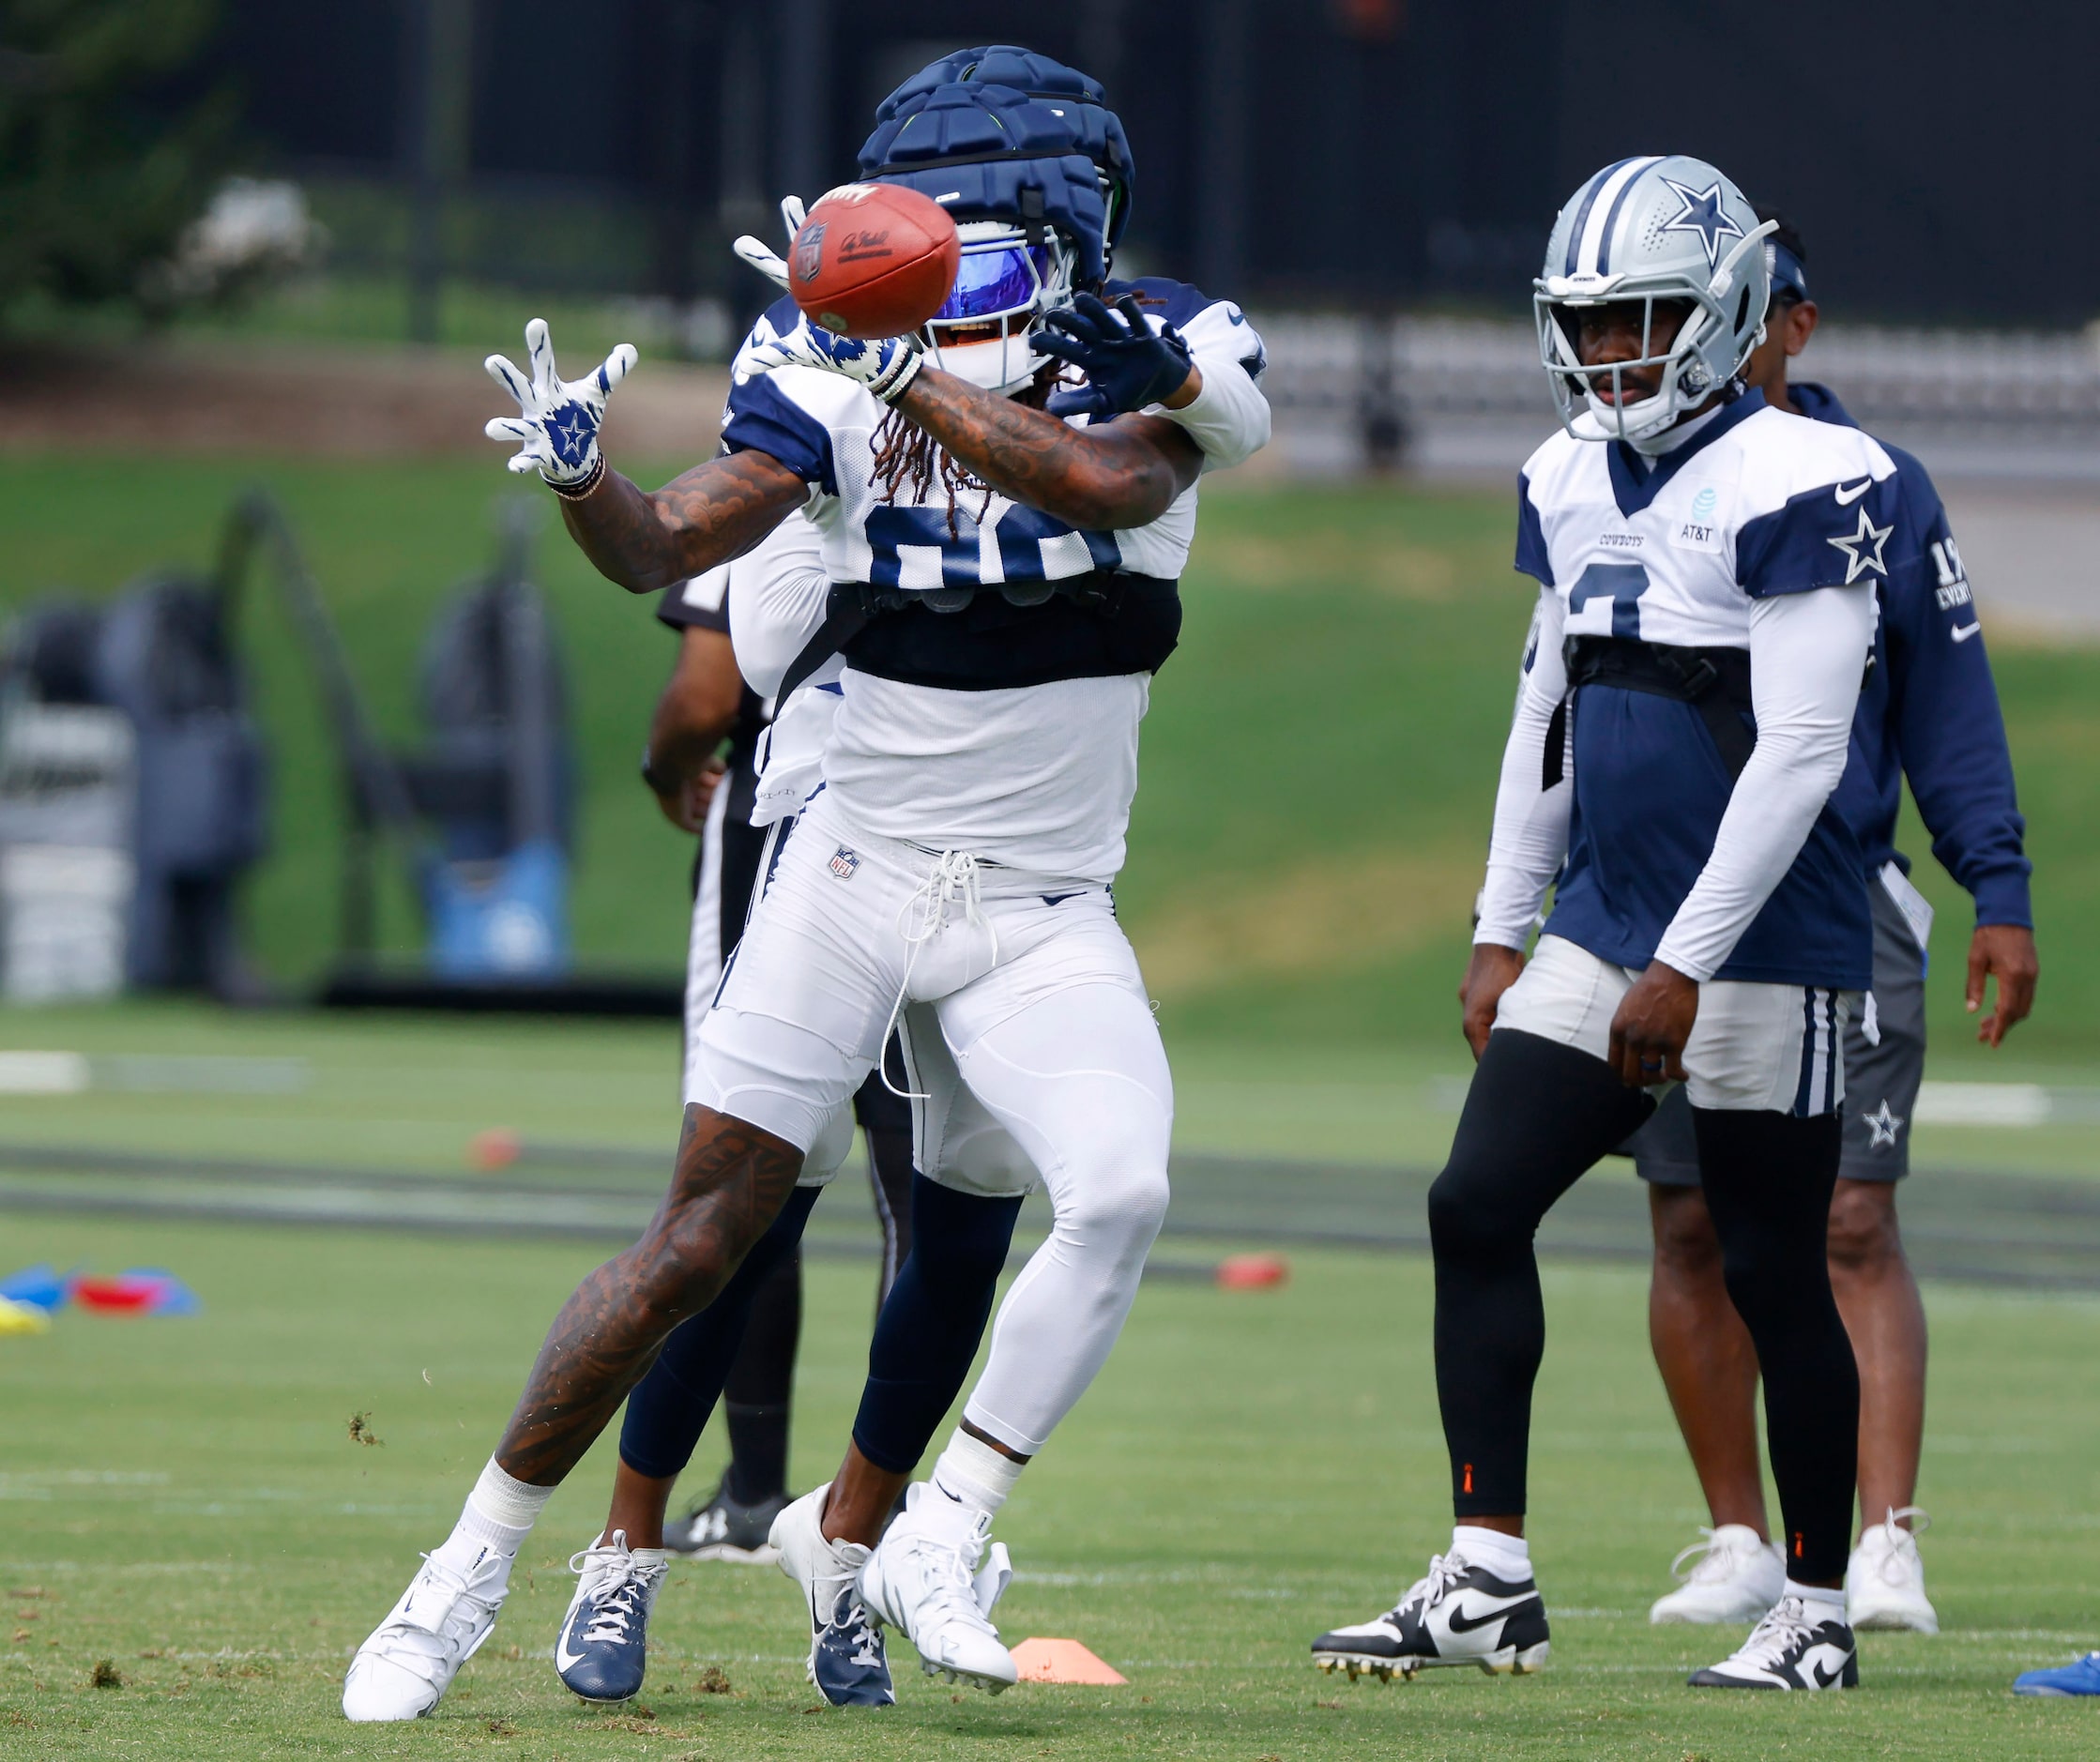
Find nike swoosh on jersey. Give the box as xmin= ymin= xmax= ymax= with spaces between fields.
xmin=1834 ymin=478 xmax=1874 ymax=506
xmin=1952 ymin=621 xmax=1983 ymax=643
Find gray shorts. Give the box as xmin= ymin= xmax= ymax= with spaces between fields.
xmin=1624 ymin=876 xmax=1927 ymax=1185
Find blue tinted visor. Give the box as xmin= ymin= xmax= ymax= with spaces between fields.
xmin=931 ymin=243 xmax=1050 ymax=323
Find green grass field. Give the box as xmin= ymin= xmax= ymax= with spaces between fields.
xmin=4 ymin=1205 xmax=2098 ymax=1762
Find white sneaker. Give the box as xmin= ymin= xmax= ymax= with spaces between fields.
xmin=770 ymin=1484 xmax=894 ymax=1707
xmin=1846 ymin=1507 xmax=1939 ymax=1633
xmin=859 ymin=1482 xmax=1019 ymax=1694
xmin=1649 ymin=1526 xmax=1786 ymax=1626
xmin=342 ymin=1542 xmax=510 ymax=1721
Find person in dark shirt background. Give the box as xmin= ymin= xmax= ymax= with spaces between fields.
xmin=1632 ymin=212 xmax=2038 ymax=1635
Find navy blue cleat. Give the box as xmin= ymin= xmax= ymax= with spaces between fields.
xmin=2014 ymin=1652 xmax=2100 ymax=1696
xmin=772 ymin=1485 xmax=895 ymax=1707
xmin=555 ymin=1531 xmax=669 ymax=1704
xmin=813 ymin=1582 xmax=897 ymax=1708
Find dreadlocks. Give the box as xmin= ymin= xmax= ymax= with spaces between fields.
xmin=869 ymin=359 xmax=1064 ymax=539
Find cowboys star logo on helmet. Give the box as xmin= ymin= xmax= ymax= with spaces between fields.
xmin=1660 ymin=177 xmax=1748 ymax=268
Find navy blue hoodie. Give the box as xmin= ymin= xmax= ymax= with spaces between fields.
xmin=1794 ymin=382 xmax=2032 ymax=930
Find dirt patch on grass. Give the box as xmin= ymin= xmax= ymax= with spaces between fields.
xmin=0 ymin=338 xmax=726 ymax=463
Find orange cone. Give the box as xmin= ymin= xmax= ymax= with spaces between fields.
xmin=1215 ymin=1252 xmax=1288 ymax=1289
xmin=1009 ymin=1638 xmax=1128 ymax=1685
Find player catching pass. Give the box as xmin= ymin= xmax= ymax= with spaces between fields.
xmin=342 ymin=46 xmax=1268 ymax=1721
xmin=549 ymin=508 xmax=1030 ymax=1708
xmin=1632 ymin=211 xmax=2035 ymax=1633
xmin=1312 ymin=155 xmax=1888 ymax=1692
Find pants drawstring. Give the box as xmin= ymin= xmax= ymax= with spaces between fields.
xmin=878 ymin=850 xmax=997 ymax=1102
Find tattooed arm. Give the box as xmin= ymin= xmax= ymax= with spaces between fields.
xmin=888 ymin=368 xmax=1205 ymax=531
xmin=558 ymin=449 xmax=811 ymax=596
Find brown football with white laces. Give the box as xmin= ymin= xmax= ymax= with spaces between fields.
xmin=789 ymin=183 xmax=961 ymax=340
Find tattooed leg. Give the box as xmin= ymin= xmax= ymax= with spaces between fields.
xmin=493 ymin=1104 xmax=805 ymax=1486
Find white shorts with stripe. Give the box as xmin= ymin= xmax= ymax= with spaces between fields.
xmin=1493 ymin=934 xmax=1856 ymax=1116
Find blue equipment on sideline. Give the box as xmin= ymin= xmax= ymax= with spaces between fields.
xmin=236 ymin=492 xmax=576 ymax=981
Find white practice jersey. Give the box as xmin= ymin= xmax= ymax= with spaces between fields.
xmin=718 ymin=511 xmax=839 ymax=828
xmin=719 ymin=281 xmax=1270 ymax=880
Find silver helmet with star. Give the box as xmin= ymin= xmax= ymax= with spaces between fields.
xmin=1534 ymin=155 xmax=1774 ymax=444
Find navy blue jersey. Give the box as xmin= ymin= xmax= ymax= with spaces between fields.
xmin=1792 ymin=383 xmax=2032 ymax=928
xmin=1517 ymin=390 xmax=1885 ymax=989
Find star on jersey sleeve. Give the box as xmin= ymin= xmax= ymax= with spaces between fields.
xmin=1734 ymin=450 xmax=1904 ymax=600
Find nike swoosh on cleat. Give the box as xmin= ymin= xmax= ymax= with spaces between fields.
xmin=1834 ymin=478 xmax=1873 ymax=506
xmin=1446 ymin=1599 xmax=1536 ymax=1634
xmin=1952 ymin=621 xmax=1982 ymax=643
xmin=555 ymin=1621 xmax=589 ymax=1675
xmin=1811 ymin=1659 xmax=1848 ymax=1688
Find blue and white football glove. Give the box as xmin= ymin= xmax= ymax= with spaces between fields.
xmin=1039 ymin=293 xmax=1195 ymax=418
xmin=730 ymin=194 xmax=809 ymax=293
xmin=742 ymin=316 xmax=924 ymax=405
xmin=484 ymin=318 xmax=637 ymax=493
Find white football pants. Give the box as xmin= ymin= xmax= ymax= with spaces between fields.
xmin=1496 ymin=934 xmax=1859 ymax=1116
xmin=694 ymin=787 xmax=1172 ymax=1458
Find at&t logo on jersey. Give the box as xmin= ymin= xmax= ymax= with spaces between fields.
xmin=829 ymin=846 xmax=860 ymax=881
xmin=1675 ymin=483 xmax=1723 ymax=552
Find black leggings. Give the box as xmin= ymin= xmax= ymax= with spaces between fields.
xmin=1429 ymin=1028 xmax=1859 ymax=1583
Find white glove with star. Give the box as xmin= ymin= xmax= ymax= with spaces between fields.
xmin=742 ymin=316 xmax=924 ymax=404
xmin=484 ymin=318 xmax=637 ymax=495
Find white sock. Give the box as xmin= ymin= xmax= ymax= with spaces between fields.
xmin=1452 ymin=1526 xmax=1530 ymax=1578
xmin=443 ymin=1458 xmax=555 ymax=1561
xmin=930 ymin=1428 xmax=1026 ymax=1516
xmin=1786 ymin=1578 xmax=1845 ymax=1614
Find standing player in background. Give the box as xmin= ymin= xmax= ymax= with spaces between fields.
xmin=1315 ymin=155 xmax=1886 ymax=1693
xmin=1634 ymin=213 xmax=2036 ymax=1635
xmin=646 ymin=556 xmax=920 ymax=1573
xmin=343 ymin=46 xmax=1269 ymax=1723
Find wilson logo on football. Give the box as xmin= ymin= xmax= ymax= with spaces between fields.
xmin=793 ymin=222 xmax=827 ymax=283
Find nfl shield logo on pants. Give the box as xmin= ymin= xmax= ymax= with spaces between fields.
xmin=829 ymin=845 xmax=860 ymax=881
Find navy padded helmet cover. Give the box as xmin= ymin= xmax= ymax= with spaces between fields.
xmin=858 ymin=81 xmax=1129 ymax=281
xmin=874 ymin=44 xmax=1105 ymax=119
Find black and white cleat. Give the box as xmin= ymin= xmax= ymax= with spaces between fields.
xmin=1312 ymin=1550 xmax=1551 ymax=1682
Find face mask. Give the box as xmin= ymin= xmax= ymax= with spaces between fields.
xmin=925 ymin=328 xmax=1042 ymax=395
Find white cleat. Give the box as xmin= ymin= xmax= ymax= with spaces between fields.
xmin=342 ymin=1543 xmax=510 ymax=1722
xmin=1649 ymin=1525 xmax=1787 ymax=1626
xmin=859 ymin=1482 xmax=1019 ymax=1694
xmin=1846 ymin=1507 xmax=1939 ymax=1633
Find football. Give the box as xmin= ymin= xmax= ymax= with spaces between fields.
xmin=789 ymin=183 xmax=960 ymax=340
